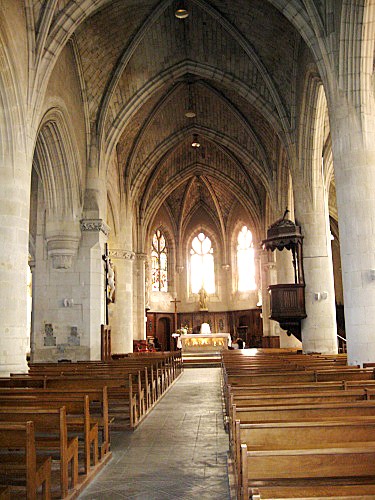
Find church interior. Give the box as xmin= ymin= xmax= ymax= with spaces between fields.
xmin=1 ymin=0 xmax=375 ymax=498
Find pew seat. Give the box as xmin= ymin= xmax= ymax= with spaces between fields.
xmin=0 ymin=421 xmax=51 ymax=500
xmin=250 ymin=482 xmax=375 ymax=499
xmin=241 ymin=442 xmax=375 ymax=500
xmin=0 ymin=407 xmax=78 ymax=498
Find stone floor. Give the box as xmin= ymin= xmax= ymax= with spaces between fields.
xmin=79 ymin=367 xmax=231 ymax=499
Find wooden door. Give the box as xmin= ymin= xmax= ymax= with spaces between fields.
xmin=157 ymin=317 xmax=171 ymax=351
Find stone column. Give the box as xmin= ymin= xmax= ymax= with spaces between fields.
xmin=294 ymin=175 xmax=337 ymax=354
xmin=79 ymin=219 xmax=108 ymax=360
xmin=109 ymin=249 xmax=135 ymax=354
xmin=134 ymin=253 xmax=147 ymax=341
xmin=259 ymin=249 xmax=272 ymax=337
xmin=0 ymin=151 xmax=31 ymax=374
xmin=329 ymin=101 xmax=375 ymax=365
xmin=29 ymin=259 xmax=36 ymax=363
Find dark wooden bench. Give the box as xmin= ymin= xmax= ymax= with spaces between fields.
xmin=224 ymin=381 xmax=347 ymax=418
xmin=0 ymin=386 xmax=109 ymax=458
xmin=0 ymin=393 xmax=100 ymax=476
xmin=234 ymin=416 xmax=375 ymax=491
xmin=0 ymin=486 xmax=10 ymax=499
xmin=0 ymin=407 xmax=78 ymax=498
xmin=42 ymin=374 xmax=138 ymax=429
xmin=0 ymin=421 xmax=51 ymax=500
xmin=227 ymin=389 xmax=368 ymax=448
xmin=226 ymin=368 xmax=374 ymax=387
xmin=249 ymin=483 xmax=375 ymax=499
xmin=232 ymin=400 xmax=375 ymax=428
xmin=241 ymin=442 xmax=375 ymax=500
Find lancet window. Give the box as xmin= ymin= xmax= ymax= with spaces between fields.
xmin=190 ymin=232 xmax=215 ymax=294
xmin=151 ymin=229 xmax=168 ymax=292
xmin=237 ymin=225 xmax=256 ymax=291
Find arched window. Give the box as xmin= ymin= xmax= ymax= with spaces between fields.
xmin=151 ymin=229 xmax=168 ymax=292
xmin=237 ymin=226 xmax=256 ymax=291
xmin=190 ymin=232 xmax=215 ymax=294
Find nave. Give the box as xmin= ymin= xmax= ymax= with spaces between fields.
xmin=79 ymin=368 xmax=230 ymax=499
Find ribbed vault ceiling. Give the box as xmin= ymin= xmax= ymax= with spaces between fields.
xmin=35 ymin=0 xmax=316 ymax=237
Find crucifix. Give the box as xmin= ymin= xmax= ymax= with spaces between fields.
xmin=170 ymin=297 xmax=181 ymax=332
xmin=102 ymin=243 xmax=110 ymax=326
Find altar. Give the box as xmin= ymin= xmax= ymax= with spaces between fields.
xmin=179 ymin=333 xmax=232 ymax=353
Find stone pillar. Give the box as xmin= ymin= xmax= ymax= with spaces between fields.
xmin=0 ymin=152 xmax=31 ymax=374
xmin=109 ymin=249 xmax=135 ymax=354
xmin=294 ymin=176 xmax=337 ymax=354
xmin=329 ymin=103 xmax=375 ymax=365
xmin=29 ymin=258 xmax=36 ymax=363
xmin=135 ymin=253 xmax=147 ymax=341
xmin=79 ymin=219 xmax=108 ymax=360
xmin=259 ymin=249 xmax=272 ymax=337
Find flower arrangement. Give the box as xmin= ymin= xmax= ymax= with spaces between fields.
xmin=175 ymin=324 xmax=189 ymax=335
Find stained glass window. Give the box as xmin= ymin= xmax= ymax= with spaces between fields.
xmin=151 ymin=229 xmax=168 ymax=291
xmin=190 ymin=232 xmax=215 ymax=293
xmin=237 ymin=226 xmax=256 ymax=291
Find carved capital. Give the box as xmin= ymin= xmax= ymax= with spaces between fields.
xmin=80 ymin=218 xmax=110 ymax=236
xmin=136 ymin=253 xmax=148 ymax=261
xmin=109 ymin=249 xmax=135 ymax=260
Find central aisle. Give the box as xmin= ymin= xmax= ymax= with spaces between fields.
xmin=79 ymin=367 xmax=231 ymax=499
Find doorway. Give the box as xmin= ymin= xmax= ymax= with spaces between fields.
xmin=157 ymin=317 xmax=172 ymax=351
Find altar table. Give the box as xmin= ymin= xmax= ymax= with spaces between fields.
xmin=179 ymin=333 xmax=231 ymax=353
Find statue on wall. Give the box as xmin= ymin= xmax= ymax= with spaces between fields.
xmin=105 ymin=255 xmax=116 ymax=302
xmin=198 ymin=286 xmax=208 ymax=311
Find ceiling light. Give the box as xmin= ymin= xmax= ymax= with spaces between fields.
xmin=191 ymin=134 xmax=200 ymax=148
xmin=175 ymin=2 xmax=189 ymax=19
xmin=175 ymin=8 xmax=189 ymax=18
xmin=185 ymin=110 xmax=196 ymax=118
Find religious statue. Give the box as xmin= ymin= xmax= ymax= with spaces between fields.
xmin=105 ymin=255 xmax=116 ymax=302
xmin=198 ymin=286 xmax=208 ymax=310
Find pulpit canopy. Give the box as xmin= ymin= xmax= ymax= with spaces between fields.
xmin=262 ymin=217 xmax=304 ymax=286
xmin=262 ymin=218 xmax=303 ymax=253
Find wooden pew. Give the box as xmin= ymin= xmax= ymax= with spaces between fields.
xmin=0 ymin=393 xmax=100 ymax=476
xmin=43 ymin=374 xmax=139 ymax=429
xmin=240 ymin=442 xmax=375 ymax=500
xmin=224 ymin=381 xmax=347 ymax=420
xmin=227 ymin=389 xmax=368 ymax=448
xmin=230 ymin=388 xmax=367 ymax=408
xmin=249 ymin=483 xmax=375 ymax=499
xmin=0 ymin=486 xmax=10 ymax=499
xmin=0 ymin=386 xmax=109 ymax=459
xmin=232 ymin=400 xmax=375 ymax=426
xmin=0 ymin=407 xmax=78 ymax=498
xmin=0 ymin=421 xmax=51 ymax=500
xmin=234 ymin=416 xmax=375 ymax=490
xmin=226 ymin=368 xmax=374 ymax=387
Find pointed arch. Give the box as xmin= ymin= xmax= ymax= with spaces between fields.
xmin=34 ymin=108 xmax=83 ymax=218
